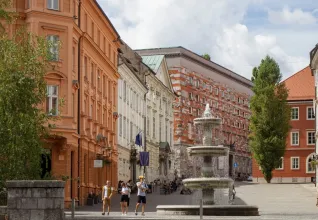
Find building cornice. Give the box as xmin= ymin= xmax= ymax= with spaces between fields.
xmin=136 ymin=47 xmax=253 ymax=88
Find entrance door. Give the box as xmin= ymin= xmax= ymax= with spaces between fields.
xmin=41 ymin=149 xmax=52 ymax=179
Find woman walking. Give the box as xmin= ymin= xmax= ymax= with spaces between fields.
xmin=120 ymin=182 xmax=129 ymax=215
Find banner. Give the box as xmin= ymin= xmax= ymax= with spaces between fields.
xmin=135 ymin=133 xmax=142 ymax=146
xmin=139 ymin=151 xmax=149 ymax=166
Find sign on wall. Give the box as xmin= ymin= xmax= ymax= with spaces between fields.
xmin=94 ymin=160 xmax=103 ymax=168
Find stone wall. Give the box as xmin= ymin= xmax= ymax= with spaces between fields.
xmin=6 ymin=180 xmax=65 ymax=220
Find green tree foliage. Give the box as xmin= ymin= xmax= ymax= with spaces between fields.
xmin=0 ymin=28 xmax=53 ymax=188
xmin=202 ymin=53 xmax=211 ymax=61
xmin=0 ymin=0 xmax=16 ymax=33
xmin=249 ymin=56 xmax=290 ymax=183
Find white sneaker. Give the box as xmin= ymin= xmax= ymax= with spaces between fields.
xmin=121 ymin=213 xmax=124 ymax=216
xmin=142 ymin=212 xmax=145 ymax=216
xmin=135 ymin=210 xmax=138 ymax=215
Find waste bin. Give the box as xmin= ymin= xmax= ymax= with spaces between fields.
xmin=87 ymin=198 xmax=94 ymax=206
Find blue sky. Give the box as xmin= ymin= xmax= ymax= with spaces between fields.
xmin=97 ymin=0 xmax=318 ymax=80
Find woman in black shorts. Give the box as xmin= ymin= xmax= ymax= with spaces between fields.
xmin=120 ymin=182 xmax=129 ymax=215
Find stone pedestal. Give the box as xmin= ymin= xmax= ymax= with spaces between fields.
xmin=6 ymin=180 xmax=65 ymax=220
xmin=202 ymin=188 xmax=215 ymax=205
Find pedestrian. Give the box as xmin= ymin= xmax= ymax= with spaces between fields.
xmin=101 ymin=180 xmax=114 ymax=216
xmin=135 ymin=175 xmax=148 ymax=216
xmin=120 ymin=182 xmax=129 ymax=216
xmin=126 ymin=179 xmax=132 ymax=207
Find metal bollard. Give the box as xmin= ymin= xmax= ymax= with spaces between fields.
xmin=71 ymin=198 xmax=75 ymax=219
xmin=199 ymin=199 xmax=203 ymax=219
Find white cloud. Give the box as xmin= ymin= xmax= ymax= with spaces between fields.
xmin=98 ymin=0 xmax=311 ymax=80
xmin=268 ymin=7 xmax=317 ymax=25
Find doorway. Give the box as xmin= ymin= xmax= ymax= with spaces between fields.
xmin=41 ymin=149 xmax=52 ymax=179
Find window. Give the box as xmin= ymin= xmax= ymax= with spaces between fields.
xmin=123 ymin=118 xmax=126 ymax=138
xmin=291 ymin=157 xmax=299 ymax=170
xmin=147 ymin=116 xmax=150 ymax=135
xmin=307 ymin=153 xmax=315 ymax=173
xmin=291 ymin=107 xmax=299 ymax=120
xmin=91 ymin=63 xmax=94 ymax=85
xmin=26 ymin=0 xmax=30 ymax=9
xmin=97 ymin=69 xmax=101 ymax=90
xmin=307 ymin=131 xmax=315 ymax=145
xmin=291 ymin=132 xmax=299 ymax=145
xmin=189 ymin=92 xmax=193 ymax=100
xmin=123 ymin=81 xmax=126 ymax=100
xmin=46 ymin=85 xmax=58 ymax=116
xmin=72 ymin=47 xmax=75 ymax=71
xmin=215 ymin=88 xmax=219 ymax=95
xmin=47 ymin=0 xmax=59 ymax=10
xmin=275 ymin=157 xmax=284 ymax=170
xmin=47 ymin=35 xmax=59 ymax=61
xmin=307 ymin=107 xmax=315 ymax=120
xmin=152 ymin=114 xmax=156 ymax=139
xmin=84 ymin=56 xmax=88 ymax=78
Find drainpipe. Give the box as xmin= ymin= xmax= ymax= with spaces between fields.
xmin=77 ymin=0 xmax=82 ymax=206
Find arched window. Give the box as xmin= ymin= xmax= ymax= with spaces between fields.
xmin=306 ymin=153 xmax=316 ymax=173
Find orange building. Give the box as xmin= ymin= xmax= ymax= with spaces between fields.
xmin=11 ymin=0 xmax=120 ymax=206
xmin=252 ymin=67 xmax=315 ymax=183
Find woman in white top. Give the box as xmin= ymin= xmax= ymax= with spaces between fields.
xmin=120 ymin=182 xmax=129 ymax=215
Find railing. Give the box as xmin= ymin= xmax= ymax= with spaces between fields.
xmin=0 ymin=190 xmax=7 ymax=206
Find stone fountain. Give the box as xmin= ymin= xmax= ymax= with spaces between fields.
xmin=156 ymin=104 xmax=259 ymax=216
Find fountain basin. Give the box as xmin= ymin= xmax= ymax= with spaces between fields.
xmin=187 ymin=146 xmax=229 ymax=157
xmin=194 ymin=117 xmax=221 ymax=126
xmin=183 ymin=177 xmax=233 ymax=189
xmin=157 ymin=205 xmax=259 ymax=216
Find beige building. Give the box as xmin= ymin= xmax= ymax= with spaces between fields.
xmin=117 ymin=42 xmax=147 ymax=182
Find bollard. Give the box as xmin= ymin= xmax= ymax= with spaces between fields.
xmin=71 ymin=198 xmax=75 ymax=219
xmin=199 ymin=199 xmax=203 ymax=219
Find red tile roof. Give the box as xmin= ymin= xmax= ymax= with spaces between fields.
xmin=282 ymin=66 xmax=314 ymax=100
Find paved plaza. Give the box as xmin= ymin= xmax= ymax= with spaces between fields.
xmin=65 ymin=182 xmax=318 ymax=220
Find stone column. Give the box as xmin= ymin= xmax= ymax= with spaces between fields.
xmin=6 ymin=180 xmax=65 ymax=220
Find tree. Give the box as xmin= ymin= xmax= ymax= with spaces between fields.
xmin=0 ymin=0 xmax=15 ymax=33
xmin=0 ymin=24 xmax=53 ymax=188
xmin=202 ymin=54 xmax=211 ymax=61
xmin=249 ymin=56 xmax=290 ymax=183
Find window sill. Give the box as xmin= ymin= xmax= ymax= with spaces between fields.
xmin=47 ymin=8 xmax=60 ymax=11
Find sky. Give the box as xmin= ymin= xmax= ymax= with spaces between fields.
xmin=97 ymin=0 xmax=318 ymax=80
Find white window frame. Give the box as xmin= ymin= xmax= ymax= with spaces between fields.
xmin=275 ymin=157 xmax=284 ymax=170
xmin=307 ymin=106 xmax=315 ymax=120
xmin=47 ymin=0 xmax=59 ymax=10
xmin=306 ymin=153 xmax=316 ymax=173
xmin=307 ymin=131 xmax=315 ymax=145
xmin=290 ymin=157 xmax=300 ymax=170
xmin=47 ymin=35 xmax=59 ymax=61
xmin=291 ymin=107 xmax=299 ymax=120
xmin=46 ymin=85 xmax=58 ymax=116
xmin=291 ymin=131 xmax=299 ymax=146
xmin=119 ymin=115 xmax=122 ymax=137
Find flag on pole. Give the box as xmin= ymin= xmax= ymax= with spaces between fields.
xmin=139 ymin=152 xmax=149 ymax=166
xmin=135 ymin=132 xmax=142 ymax=146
